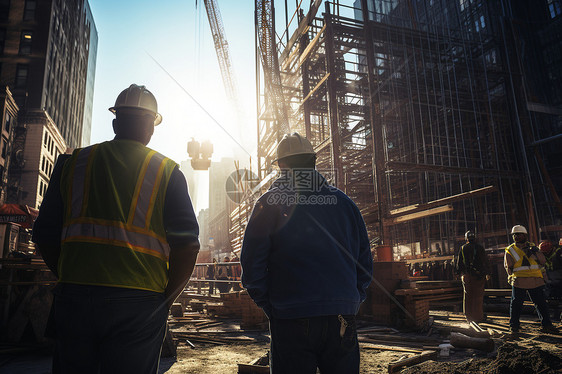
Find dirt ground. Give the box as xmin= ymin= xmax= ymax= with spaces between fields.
xmin=160 ymin=342 xmax=406 ymax=373
xmin=161 ymin=336 xmax=562 ymax=374
xmin=1 ymin=313 xmax=561 ymax=373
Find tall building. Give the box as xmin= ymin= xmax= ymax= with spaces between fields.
xmin=0 ymin=0 xmax=97 ymax=207
xmin=0 ymin=87 xmax=18 ymax=204
xmin=81 ymin=2 xmax=97 ymax=147
xmin=0 ymin=0 xmax=97 ymax=149
xmin=208 ymin=157 xmax=234 ymax=257
xmin=180 ymin=159 xmax=199 ymax=213
xmin=196 ymin=208 xmax=210 ymax=262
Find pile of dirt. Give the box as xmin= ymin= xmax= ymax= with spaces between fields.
xmin=484 ymin=342 xmax=562 ymax=374
xmin=402 ymin=341 xmax=562 ymax=374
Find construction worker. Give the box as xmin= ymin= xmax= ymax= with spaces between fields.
xmin=32 ymin=84 xmax=200 ymax=373
xmin=241 ymin=133 xmax=373 ymax=373
xmin=207 ymin=258 xmax=217 ymax=295
xmin=504 ymin=225 xmax=557 ymax=333
xmin=455 ymin=230 xmax=491 ymax=323
xmin=539 ymin=240 xmax=562 ymax=321
xmin=216 ymin=256 xmax=232 ymax=293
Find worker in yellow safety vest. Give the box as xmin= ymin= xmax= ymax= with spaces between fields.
xmin=33 ymin=84 xmax=200 ymax=373
xmin=504 ymin=225 xmax=557 ymax=334
xmin=539 ymin=240 xmax=562 ymax=321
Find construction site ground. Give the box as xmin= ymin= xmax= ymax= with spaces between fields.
xmin=1 ymin=310 xmax=561 ymax=373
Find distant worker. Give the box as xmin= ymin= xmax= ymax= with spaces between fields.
xmin=32 ymin=84 xmax=200 ymax=373
xmin=241 ymin=133 xmax=373 ymax=373
xmin=207 ymin=258 xmax=217 ymax=295
xmin=504 ymin=225 xmax=557 ymax=333
xmin=216 ymin=256 xmax=232 ymax=293
xmin=455 ymin=230 xmax=491 ymax=323
xmin=539 ymin=240 xmax=562 ymax=321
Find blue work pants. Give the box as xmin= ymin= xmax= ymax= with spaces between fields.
xmin=51 ymin=283 xmax=169 ymax=374
xmin=510 ymin=285 xmax=552 ymax=328
xmin=269 ymin=315 xmax=359 ymax=374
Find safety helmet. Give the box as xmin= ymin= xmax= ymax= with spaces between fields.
xmin=465 ymin=230 xmax=475 ymax=240
xmin=109 ymin=84 xmax=162 ymax=126
xmin=539 ymin=240 xmax=553 ymax=254
xmin=511 ymin=225 xmax=528 ymax=235
xmin=274 ymin=133 xmax=315 ymax=162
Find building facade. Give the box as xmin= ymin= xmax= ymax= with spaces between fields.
xmin=0 ymin=0 xmax=97 ymax=208
xmin=0 ymin=87 xmax=18 ymax=204
xmin=208 ymin=158 xmax=234 ymax=258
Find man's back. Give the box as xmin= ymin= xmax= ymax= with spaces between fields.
xmin=241 ymin=170 xmax=372 ymax=319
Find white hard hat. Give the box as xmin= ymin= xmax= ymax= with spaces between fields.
xmin=274 ymin=133 xmax=315 ymax=162
xmin=109 ymin=84 xmax=162 ymax=126
xmin=511 ymin=225 xmax=528 ymax=235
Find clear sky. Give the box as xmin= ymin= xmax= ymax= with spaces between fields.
xmin=88 ymin=0 xmax=258 ymax=164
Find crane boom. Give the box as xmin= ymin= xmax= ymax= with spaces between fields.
xmin=203 ymin=0 xmax=238 ymax=104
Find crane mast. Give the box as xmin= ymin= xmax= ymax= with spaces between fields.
xmin=256 ymin=0 xmax=290 ymax=134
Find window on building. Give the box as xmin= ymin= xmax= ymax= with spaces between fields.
xmin=0 ymin=0 xmax=9 ymax=21
xmin=4 ymin=112 xmax=11 ymax=132
xmin=23 ymin=0 xmax=36 ymax=21
xmin=1 ymin=139 xmax=6 ymax=159
xmin=548 ymin=0 xmax=562 ymax=18
xmin=15 ymin=64 xmax=28 ymax=88
xmin=19 ymin=31 xmax=32 ymax=55
xmin=0 ymin=28 xmax=5 ymax=54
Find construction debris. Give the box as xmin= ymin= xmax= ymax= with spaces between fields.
xmin=387 ymin=350 xmax=438 ymax=373
xmin=449 ymin=332 xmax=495 ymax=353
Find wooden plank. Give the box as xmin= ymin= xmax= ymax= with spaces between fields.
xmin=395 ymin=287 xmax=461 ymax=296
xmin=387 ymin=350 xmax=438 ymax=373
xmin=237 ymin=363 xmax=270 ymax=374
xmin=360 ymin=343 xmax=423 ymax=353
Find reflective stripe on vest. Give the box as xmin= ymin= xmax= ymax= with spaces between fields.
xmin=513 ymin=264 xmax=541 ymax=272
xmin=506 ymin=247 xmax=520 ymax=262
xmin=130 ymin=151 xmax=166 ymax=229
xmin=505 ymin=243 xmax=543 ymax=279
xmin=62 ymin=221 xmax=170 ymax=260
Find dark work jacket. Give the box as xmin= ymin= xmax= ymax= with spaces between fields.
xmin=240 ymin=170 xmax=373 ymax=319
xmin=456 ymin=241 xmax=491 ymax=278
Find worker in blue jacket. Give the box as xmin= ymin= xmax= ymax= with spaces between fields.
xmin=241 ymin=133 xmax=373 ymax=374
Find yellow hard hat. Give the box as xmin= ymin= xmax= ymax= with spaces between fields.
xmin=274 ymin=133 xmax=315 ymax=162
xmin=109 ymin=84 xmax=162 ymax=126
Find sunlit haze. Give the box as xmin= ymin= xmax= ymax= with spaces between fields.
xmin=88 ymin=1 xmax=257 ymax=211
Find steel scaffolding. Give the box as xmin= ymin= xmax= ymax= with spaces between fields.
xmin=248 ymin=0 xmax=561 ymax=257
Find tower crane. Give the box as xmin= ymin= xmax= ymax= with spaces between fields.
xmin=255 ymin=0 xmax=290 ymax=134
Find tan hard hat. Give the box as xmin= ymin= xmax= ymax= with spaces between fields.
xmin=274 ymin=133 xmax=315 ymax=162
xmin=511 ymin=225 xmax=528 ymax=235
xmin=109 ymin=84 xmax=162 ymax=126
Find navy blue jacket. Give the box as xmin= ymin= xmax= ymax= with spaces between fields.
xmin=241 ymin=170 xmax=373 ymax=319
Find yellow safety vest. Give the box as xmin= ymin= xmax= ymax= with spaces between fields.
xmin=58 ymin=140 xmax=177 ymax=293
xmin=505 ymin=242 xmax=543 ymax=280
